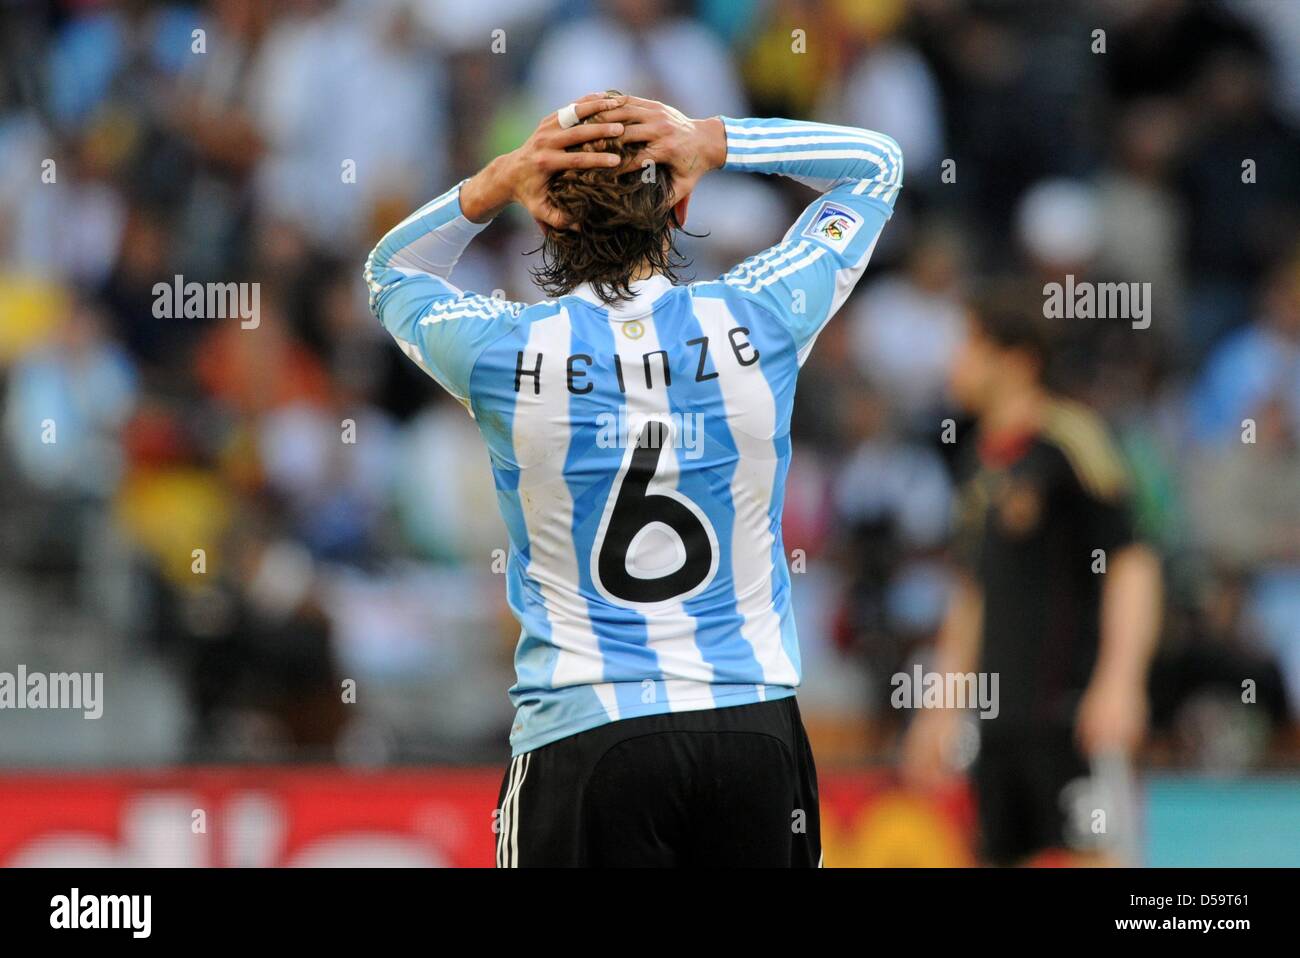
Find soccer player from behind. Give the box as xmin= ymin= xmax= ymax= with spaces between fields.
xmin=901 ymin=293 xmax=1163 ymax=866
xmin=364 ymin=93 xmax=902 ymax=866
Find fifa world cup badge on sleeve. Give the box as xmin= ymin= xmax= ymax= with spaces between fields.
xmin=802 ymin=201 xmax=862 ymax=247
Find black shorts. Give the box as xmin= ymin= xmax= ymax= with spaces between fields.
xmin=972 ymin=723 xmax=1094 ymax=866
xmin=494 ymin=696 xmax=821 ymax=867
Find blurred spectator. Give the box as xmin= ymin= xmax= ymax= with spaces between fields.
xmin=1189 ymin=249 xmax=1300 ymax=447
xmin=847 ymin=224 xmax=966 ymax=426
xmin=1095 ymin=98 xmax=1187 ymax=327
xmin=829 ymin=387 xmax=952 ymax=716
xmin=527 ymin=0 xmax=748 ymax=120
xmin=391 ymin=396 xmax=508 ymax=563
xmin=4 ymin=296 xmax=136 ymax=498
xmin=1232 ymin=0 xmax=1300 ymax=125
xmin=0 ymin=121 xmax=126 ymax=287
xmin=1176 ymin=37 xmax=1300 ymax=356
xmin=247 ymin=0 xmax=448 ymax=251
xmin=834 ymin=8 xmax=945 ymax=184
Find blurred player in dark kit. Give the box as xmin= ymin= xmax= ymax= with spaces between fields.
xmin=903 ymin=291 xmax=1162 ymax=866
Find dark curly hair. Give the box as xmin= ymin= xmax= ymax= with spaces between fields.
xmin=530 ymin=100 xmax=696 ymax=305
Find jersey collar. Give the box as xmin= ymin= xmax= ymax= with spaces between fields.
xmin=568 ymin=273 xmax=677 ymax=320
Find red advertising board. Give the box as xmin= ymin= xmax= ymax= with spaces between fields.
xmin=0 ymin=769 xmax=973 ymax=867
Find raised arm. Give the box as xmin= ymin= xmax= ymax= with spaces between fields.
xmin=364 ymin=94 xmax=627 ymax=408
xmin=713 ymin=117 xmax=902 ymax=362
xmin=594 ymin=102 xmax=902 ymax=363
xmin=592 ymin=102 xmax=900 ymax=206
xmin=719 ymin=115 xmax=902 ymax=200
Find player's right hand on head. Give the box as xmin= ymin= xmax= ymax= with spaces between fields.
xmin=507 ymin=94 xmax=628 ymax=231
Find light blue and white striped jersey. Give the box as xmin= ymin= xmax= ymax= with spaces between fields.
xmin=365 ymin=117 xmax=902 ymax=754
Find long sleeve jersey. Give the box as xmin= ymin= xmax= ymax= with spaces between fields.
xmin=365 ymin=117 xmax=902 ymax=754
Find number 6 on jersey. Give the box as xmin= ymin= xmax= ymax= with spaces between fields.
xmin=592 ymin=419 xmax=720 ymax=608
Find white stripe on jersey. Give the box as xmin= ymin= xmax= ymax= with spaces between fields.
xmin=603 ymin=315 xmax=716 ymax=707
xmin=419 ymin=305 xmax=509 ymax=325
xmin=725 ymin=243 xmax=828 ymax=295
xmin=724 ymin=120 xmax=897 ymax=143
xmin=723 ymin=241 xmax=810 ymax=287
xmin=726 ymin=149 xmax=899 ymax=199
xmin=724 ymin=134 xmax=892 ymax=150
xmin=514 ymin=308 xmax=617 ymax=721
xmin=723 ymin=243 xmax=800 ymax=287
xmin=422 ymin=295 xmax=519 ymax=318
xmin=724 ymin=149 xmax=891 ymax=166
xmin=724 ymin=123 xmax=902 ymax=179
xmin=725 ymin=125 xmax=901 ymax=166
xmin=692 ymin=294 xmax=799 ymax=687
xmin=724 ymin=119 xmax=890 ymax=135
xmin=727 ymin=137 xmax=901 ymax=177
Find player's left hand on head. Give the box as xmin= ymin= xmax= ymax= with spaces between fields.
xmin=508 ymin=94 xmax=627 ymax=231
xmin=593 ymin=94 xmax=725 ymax=205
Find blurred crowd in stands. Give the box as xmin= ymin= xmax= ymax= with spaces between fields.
xmin=0 ymin=0 xmax=1298 ymax=768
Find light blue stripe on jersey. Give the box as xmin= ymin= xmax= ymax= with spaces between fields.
xmin=771 ymin=433 xmax=801 ymax=676
xmin=662 ymin=301 xmax=752 ymax=678
xmin=482 ymin=309 xmax=553 ymax=699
